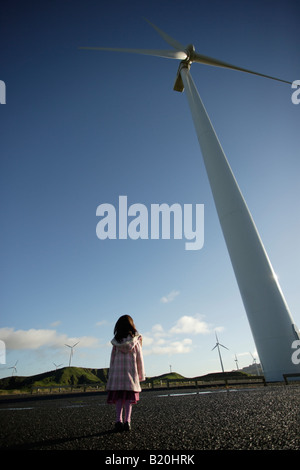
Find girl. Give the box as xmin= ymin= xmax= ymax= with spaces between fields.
xmin=106 ymin=315 xmax=145 ymax=432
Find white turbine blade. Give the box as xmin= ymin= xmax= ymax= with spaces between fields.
xmin=212 ymin=344 xmax=217 ymax=351
xmin=192 ymin=52 xmax=292 ymax=84
xmin=79 ymin=46 xmax=186 ymax=60
xmin=144 ymin=18 xmax=186 ymax=52
xmin=219 ymin=343 xmax=229 ymax=350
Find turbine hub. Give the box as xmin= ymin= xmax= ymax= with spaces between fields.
xmin=185 ymin=44 xmax=195 ymax=62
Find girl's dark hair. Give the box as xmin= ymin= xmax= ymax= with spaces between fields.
xmin=114 ymin=315 xmax=137 ymax=342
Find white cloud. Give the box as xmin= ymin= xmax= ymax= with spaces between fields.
xmin=143 ymin=338 xmax=192 ymax=356
xmin=50 ymin=321 xmax=61 ymax=327
xmin=96 ymin=320 xmax=109 ymax=327
xmin=151 ymin=324 xmax=166 ymax=336
xmin=142 ymin=315 xmax=215 ymax=357
xmin=142 ymin=336 xmax=154 ymax=347
xmin=142 ymin=324 xmax=166 ymax=348
xmin=160 ymin=290 xmax=180 ymax=304
xmin=0 ymin=327 xmax=99 ymax=351
xmin=170 ymin=315 xmax=212 ymax=335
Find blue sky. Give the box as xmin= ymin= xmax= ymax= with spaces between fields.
xmin=1 ymin=0 xmax=299 ymax=379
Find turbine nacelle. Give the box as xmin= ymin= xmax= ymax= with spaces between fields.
xmin=173 ymin=44 xmax=196 ymax=92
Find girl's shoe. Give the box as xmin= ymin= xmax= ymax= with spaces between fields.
xmin=124 ymin=422 xmax=131 ymax=431
xmin=114 ymin=421 xmax=124 ymax=432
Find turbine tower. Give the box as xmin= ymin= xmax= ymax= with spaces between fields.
xmin=80 ymin=20 xmax=300 ymax=382
xmin=65 ymin=342 xmax=79 ymax=367
xmin=212 ymin=333 xmax=228 ymax=373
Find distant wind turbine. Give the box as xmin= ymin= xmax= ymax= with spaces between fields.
xmin=212 ymin=333 xmax=228 ymax=373
xmin=65 ymin=342 xmax=79 ymax=367
xmin=80 ymin=19 xmax=300 ymax=381
xmin=234 ymin=354 xmax=239 ymax=370
xmin=8 ymin=360 xmax=18 ymax=376
xmin=53 ymin=362 xmax=63 ymax=370
xmin=250 ymin=352 xmax=260 ymax=375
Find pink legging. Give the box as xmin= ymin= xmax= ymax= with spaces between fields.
xmin=115 ymin=399 xmax=132 ymax=423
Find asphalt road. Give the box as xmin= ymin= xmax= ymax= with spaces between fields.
xmin=0 ymin=385 xmax=299 ymax=454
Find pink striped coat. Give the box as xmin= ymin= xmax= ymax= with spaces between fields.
xmin=106 ymin=334 xmax=145 ymax=392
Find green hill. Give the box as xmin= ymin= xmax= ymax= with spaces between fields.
xmin=146 ymin=370 xmax=250 ymax=385
xmin=147 ymin=372 xmax=185 ymax=383
xmin=0 ymin=367 xmax=256 ymax=394
xmin=0 ymin=367 xmax=109 ymax=392
xmin=194 ymin=371 xmax=250 ymax=381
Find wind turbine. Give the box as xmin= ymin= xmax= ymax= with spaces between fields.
xmin=80 ymin=19 xmax=300 ymax=382
xmin=234 ymin=354 xmax=239 ymax=371
xmin=212 ymin=333 xmax=228 ymax=373
xmin=53 ymin=362 xmax=63 ymax=370
xmin=8 ymin=360 xmax=18 ymax=376
xmin=250 ymin=352 xmax=260 ymax=375
xmin=65 ymin=342 xmax=79 ymax=367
